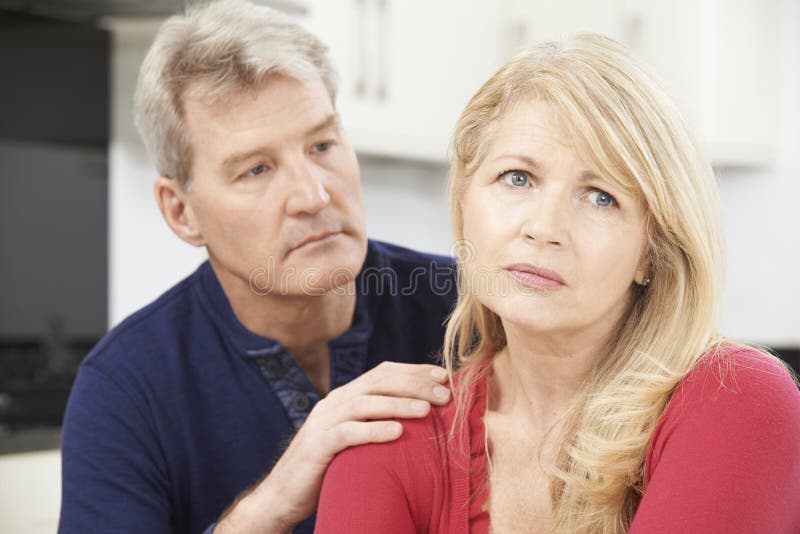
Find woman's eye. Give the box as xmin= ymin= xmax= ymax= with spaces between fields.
xmin=500 ymin=170 xmax=529 ymax=188
xmin=587 ymin=190 xmax=617 ymax=208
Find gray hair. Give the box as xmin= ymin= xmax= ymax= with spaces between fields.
xmin=133 ymin=0 xmax=338 ymax=187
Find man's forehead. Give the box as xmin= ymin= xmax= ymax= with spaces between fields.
xmin=217 ymin=112 xmax=341 ymax=172
xmin=181 ymin=75 xmax=336 ymax=149
xmin=182 ymin=74 xmax=329 ymax=114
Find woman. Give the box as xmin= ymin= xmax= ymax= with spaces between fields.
xmin=314 ymin=35 xmax=800 ymax=533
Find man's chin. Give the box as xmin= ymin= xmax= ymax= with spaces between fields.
xmin=284 ymin=246 xmax=366 ymax=293
xmin=273 ymin=270 xmax=357 ymax=298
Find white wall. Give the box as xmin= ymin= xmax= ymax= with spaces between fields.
xmin=109 ymin=20 xmax=208 ymax=327
xmin=0 ymin=450 xmax=61 ymax=534
xmin=359 ymin=156 xmax=451 ymax=256
xmin=717 ymin=0 xmax=800 ymax=346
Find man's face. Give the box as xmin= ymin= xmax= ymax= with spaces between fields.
xmin=181 ymin=75 xmax=367 ymax=296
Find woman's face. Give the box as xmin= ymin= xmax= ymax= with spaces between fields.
xmin=460 ymin=100 xmax=648 ymax=339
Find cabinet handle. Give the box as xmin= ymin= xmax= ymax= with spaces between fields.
xmin=622 ymin=11 xmax=644 ymax=52
xmin=354 ymin=0 xmax=367 ymax=97
xmin=376 ymin=0 xmax=388 ymax=101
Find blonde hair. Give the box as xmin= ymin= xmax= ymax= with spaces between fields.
xmin=133 ymin=0 xmax=337 ymax=188
xmin=443 ymin=34 xmax=788 ymax=532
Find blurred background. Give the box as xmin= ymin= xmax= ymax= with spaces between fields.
xmin=0 ymin=0 xmax=798 ymax=531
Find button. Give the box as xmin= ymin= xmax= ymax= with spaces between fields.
xmin=261 ymin=358 xmax=284 ymax=379
xmin=291 ymin=392 xmax=311 ymax=412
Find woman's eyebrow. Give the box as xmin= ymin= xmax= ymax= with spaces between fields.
xmin=579 ymin=170 xmax=606 ymax=183
xmin=493 ymin=154 xmax=607 ymax=182
xmin=492 ymin=153 xmax=542 ymax=169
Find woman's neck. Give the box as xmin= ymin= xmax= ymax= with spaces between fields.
xmin=489 ymin=322 xmax=613 ymax=426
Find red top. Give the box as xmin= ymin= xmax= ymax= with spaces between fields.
xmin=315 ymin=348 xmax=800 ymax=533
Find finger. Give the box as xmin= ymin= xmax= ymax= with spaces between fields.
xmin=345 ymin=394 xmax=432 ymax=421
xmin=327 ymin=420 xmax=404 ymax=452
xmin=367 ymin=362 xmax=449 ymax=384
xmin=352 ymin=362 xmax=452 ymax=405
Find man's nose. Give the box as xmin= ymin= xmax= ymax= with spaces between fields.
xmin=285 ymin=159 xmax=331 ymax=216
xmin=521 ymin=188 xmax=569 ymax=247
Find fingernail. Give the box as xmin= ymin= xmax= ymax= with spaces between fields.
xmin=430 ymin=367 xmax=447 ymax=380
xmin=411 ymin=400 xmax=429 ymax=414
xmin=434 ymin=386 xmax=450 ymax=400
xmin=387 ymin=422 xmax=403 ymax=437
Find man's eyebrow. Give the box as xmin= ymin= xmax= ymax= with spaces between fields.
xmin=220 ymin=113 xmax=342 ymax=172
xmin=305 ymin=113 xmax=341 ymax=137
xmin=221 ymin=148 xmax=265 ymax=172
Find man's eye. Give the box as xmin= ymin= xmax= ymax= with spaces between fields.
xmin=312 ymin=142 xmax=332 ymax=153
xmin=499 ymin=169 xmax=529 ymax=188
xmin=587 ymin=190 xmax=617 ymax=208
xmin=245 ymin=164 xmax=267 ymax=177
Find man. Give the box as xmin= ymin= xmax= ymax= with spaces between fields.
xmin=58 ymin=1 xmax=457 ymax=532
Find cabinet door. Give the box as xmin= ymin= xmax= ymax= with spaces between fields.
xmin=506 ymin=0 xmax=626 ymax=46
xmin=626 ymin=0 xmax=779 ymax=166
xmin=499 ymin=0 xmax=779 ymax=167
xmin=305 ymin=0 xmax=505 ymax=162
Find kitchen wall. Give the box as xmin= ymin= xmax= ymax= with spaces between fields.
xmin=717 ymin=0 xmax=800 ymax=345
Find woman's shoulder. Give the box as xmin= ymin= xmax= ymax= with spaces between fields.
xmin=649 ymin=344 xmax=800 ymax=460
xmin=316 ymin=410 xmax=450 ymax=532
xmin=327 ymin=406 xmax=451 ymax=479
xmin=674 ymin=344 xmax=798 ymax=407
xmin=324 ymin=371 xmax=484 ymax=490
xmin=639 ymin=347 xmax=800 ymax=530
xmin=326 ymin=364 xmax=486 ymax=474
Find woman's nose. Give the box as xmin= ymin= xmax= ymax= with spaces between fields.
xmin=520 ymin=189 xmax=569 ymax=247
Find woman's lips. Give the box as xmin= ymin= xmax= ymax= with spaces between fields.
xmin=504 ymin=263 xmax=566 ymax=290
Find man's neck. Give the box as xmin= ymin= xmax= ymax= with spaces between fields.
xmin=209 ymin=257 xmax=357 ymax=395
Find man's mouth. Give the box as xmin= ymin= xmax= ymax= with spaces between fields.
xmin=288 ymin=230 xmax=342 ymax=253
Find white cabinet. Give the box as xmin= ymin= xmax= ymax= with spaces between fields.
xmin=623 ymin=0 xmax=780 ymax=167
xmin=505 ymin=0 xmax=627 ymax=45
xmin=305 ymin=1 xmax=778 ymax=167
xmin=304 ymin=0 xmax=505 ymax=162
xmin=500 ymin=0 xmax=780 ymax=167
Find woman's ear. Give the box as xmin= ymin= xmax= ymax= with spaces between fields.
xmin=634 ymin=253 xmax=651 ymax=286
xmin=634 ymin=268 xmax=650 ymax=286
xmin=634 ymin=222 xmax=652 ymax=286
xmin=154 ymin=177 xmax=206 ymax=247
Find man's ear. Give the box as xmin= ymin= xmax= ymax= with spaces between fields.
xmin=154 ymin=177 xmax=205 ymax=247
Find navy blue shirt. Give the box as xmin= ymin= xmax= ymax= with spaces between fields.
xmin=59 ymin=240 xmax=456 ymax=534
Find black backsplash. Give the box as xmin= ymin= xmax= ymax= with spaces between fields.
xmin=0 ymin=10 xmax=108 ymax=450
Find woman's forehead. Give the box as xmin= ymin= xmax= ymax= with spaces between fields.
xmin=481 ymin=101 xmax=598 ymax=173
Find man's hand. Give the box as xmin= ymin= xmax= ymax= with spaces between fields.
xmin=213 ymin=362 xmax=451 ymax=533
